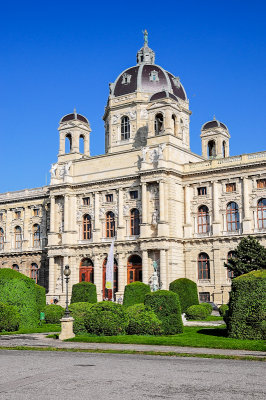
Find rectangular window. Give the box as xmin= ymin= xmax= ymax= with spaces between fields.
xmin=226 ymin=183 xmax=236 ymax=192
xmin=106 ymin=194 xmax=113 ymax=203
xmin=15 ymin=211 xmax=21 ymax=219
xmin=130 ymin=190 xmax=138 ymax=199
xmin=199 ymin=292 xmax=210 ymax=303
xmin=83 ymin=197 xmax=90 ymax=206
xmin=257 ymin=179 xmax=266 ymax=189
xmin=33 ymin=209 xmax=39 ymax=217
xmin=197 ymin=187 xmax=207 ymax=196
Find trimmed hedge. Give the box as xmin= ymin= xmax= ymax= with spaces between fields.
xmin=144 ymin=290 xmax=183 ymax=334
xmin=169 ymin=278 xmax=199 ymax=313
xmin=0 ymin=268 xmax=39 ymax=328
xmin=43 ymin=304 xmax=65 ymax=323
xmin=200 ymin=302 xmax=213 ymax=315
xmin=85 ymin=302 xmax=128 ymax=336
xmin=35 ymin=284 xmax=46 ymax=313
xmin=123 ymin=282 xmax=151 ymax=307
xmin=71 ymin=282 xmax=97 ymax=304
xmin=0 ymin=302 xmax=20 ymax=332
xmin=126 ymin=303 xmax=162 ymax=335
xmin=185 ymin=304 xmax=209 ymax=320
xmin=227 ymin=269 xmax=266 ymax=340
xmin=68 ymin=302 xmax=92 ymax=334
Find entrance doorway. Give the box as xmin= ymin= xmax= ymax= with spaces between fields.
xmin=127 ymin=255 xmax=142 ymax=284
xmin=102 ymin=258 xmax=118 ymax=300
xmin=79 ymin=258 xmax=94 ymax=283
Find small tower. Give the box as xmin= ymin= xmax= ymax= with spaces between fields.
xmin=200 ymin=117 xmax=230 ymax=159
xmin=58 ymin=110 xmax=91 ymax=162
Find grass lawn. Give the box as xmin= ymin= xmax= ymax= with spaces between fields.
xmin=65 ymin=326 xmax=266 ymax=352
xmin=188 ymin=316 xmax=223 ymax=322
xmin=0 ymin=324 xmax=61 ymax=335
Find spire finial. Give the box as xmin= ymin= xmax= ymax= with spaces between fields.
xmin=143 ymin=29 xmax=148 ymax=46
xmin=213 ymin=114 xmax=216 ymax=120
xmin=74 ymin=107 xmax=77 ymax=118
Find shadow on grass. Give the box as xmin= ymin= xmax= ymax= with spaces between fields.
xmin=197 ymin=327 xmax=228 ymax=337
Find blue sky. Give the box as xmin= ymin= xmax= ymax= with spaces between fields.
xmin=0 ymin=0 xmax=265 ymax=192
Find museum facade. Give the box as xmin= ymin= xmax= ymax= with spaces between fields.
xmin=0 ymin=37 xmax=265 ymax=305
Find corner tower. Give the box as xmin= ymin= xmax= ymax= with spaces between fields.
xmin=200 ymin=117 xmax=230 ymax=159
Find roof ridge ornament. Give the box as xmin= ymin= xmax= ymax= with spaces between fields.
xmin=143 ymin=29 xmax=148 ymax=46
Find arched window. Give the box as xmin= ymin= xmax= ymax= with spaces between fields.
xmin=130 ymin=208 xmax=140 ymax=235
xmin=103 ymin=257 xmax=118 ymax=300
xmin=80 ymin=258 xmax=94 ymax=283
xmin=227 ymin=251 xmax=236 ymax=279
xmin=208 ymin=140 xmax=216 ymax=158
xmin=257 ymin=198 xmax=266 ymax=229
xmin=198 ymin=206 xmax=210 ymax=234
xmin=106 ymin=211 xmax=115 ymax=238
xmin=15 ymin=226 xmax=22 ymax=249
xmin=33 ymin=224 xmax=40 ymax=248
xmin=121 ymin=116 xmax=130 ymax=140
xmin=127 ymin=254 xmax=142 ymax=284
xmin=79 ymin=135 xmax=84 ymax=153
xmin=0 ymin=228 xmax=4 ymax=250
xmin=154 ymin=113 xmax=164 ymax=135
xmin=223 ymin=141 xmax=226 ymax=158
xmin=65 ymin=134 xmax=72 ymax=153
xmin=198 ymin=253 xmax=210 ymax=280
xmin=172 ymin=114 xmax=177 ymax=136
xmin=12 ymin=264 xmax=19 ymax=271
xmin=83 ymin=214 xmax=92 ymax=240
xmin=226 ymin=202 xmax=240 ymax=232
xmin=30 ymin=263 xmax=39 ymax=283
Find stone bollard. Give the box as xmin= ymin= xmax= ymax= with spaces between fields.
xmin=59 ymin=317 xmax=75 ymax=340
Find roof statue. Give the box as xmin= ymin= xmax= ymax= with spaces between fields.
xmin=143 ymin=29 xmax=148 ymax=46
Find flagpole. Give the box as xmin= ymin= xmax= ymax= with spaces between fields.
xmin=105 ymin=238 xmax=115 ymax=301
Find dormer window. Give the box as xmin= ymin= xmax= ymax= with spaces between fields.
xmin=149 ymin=70 xmax=159 ymax=82
xmin=172 ymin=76 xmax=181 ymax=88
xmin=122 ymin=73 xmax=132 ymax=85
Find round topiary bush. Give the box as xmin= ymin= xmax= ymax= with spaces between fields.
xmin=227 ymin=270 xmax=266 ymax=340
xmin=169 ymin=278 xmax=199 ymax=313
xmin=43 ymin=304 xmax=65 ymax=323
xmin=219 ymin=304 xmax=229 ymax=320
xmin=85 ymin=301 xmax=128 ymax=336
xmin=68 ymin=302 xmax=92 ymax=334
xmin=0 ymin=268 xmax=39 ymax=328
xmin=71 ymin=282 xmax=97 ymax=304
xmin=185 ymin=304 xmax=209 ymax=320
xmin=126 ymin=303 xmax=162 ymax=335
xmin=123 ymin=282 xmax=151 ymax=307
xmin=200 ymin=302 xmax=213 ymax=315
xmin=144 ymin=290 xmax=183 ymax=334
xmin=0 ymin=302 xmax=20 ymax=332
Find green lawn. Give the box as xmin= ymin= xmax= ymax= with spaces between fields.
xmin=0 ymin=324 xmax=61 ymax=335
xmin=188 ymin=316 xmax=223 ymax=322
xmin=65 ymin=326 xmax=266 ymax=352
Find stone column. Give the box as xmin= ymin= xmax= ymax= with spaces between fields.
xmin=159 ymin=181 xmax=165 ymax=222
xmin=93 ymin=192 xmax=100 ymax=241
xmin=64 ymin=195 xmax=69 ymax=231
xmin=117 ymin=253 xmax=126 ymax=295
xmin=242 ymin=177 xmax=251 ymax=232
xmin=140 ymin=183 xmax=147 ymax=237
xmin=142 ymin=250 xmax=149 ymax=284
xmin=117 ymin=189 xmax=124 ymax=240
xmin=160 ymin=249 xmax=167 ymax=289
xmin=184 ymin=185 xmax=192 ymax=237
xmin=48 ymin=257 xmax=55 ymax=295
xmin=50 ymin=196 xmax=55 ymax=232
xmin=212 ymin=181 xmax=221 ymax=235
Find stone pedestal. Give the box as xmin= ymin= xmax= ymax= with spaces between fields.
xmin=59 ymin=317 xmax=75 ymax=340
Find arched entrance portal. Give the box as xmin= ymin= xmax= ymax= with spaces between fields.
xmin=102 ymin=258 xmax=118 ymax=300
xmin=127 ymin=255 xmax=142 ymax=284
xmin=79 ymin=258 xmax=94 ymax=283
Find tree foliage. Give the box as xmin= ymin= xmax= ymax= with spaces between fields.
xmin=224 ymin=236 xmax=266 ymax=277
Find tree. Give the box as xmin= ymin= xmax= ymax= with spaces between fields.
xmin=225 ymin=236 xmax=266 ymax=277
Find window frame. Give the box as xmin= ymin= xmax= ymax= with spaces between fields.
xmin=129 ymin=190 xmax=138 ymax=200
xmin=227 ymin=251 xmax=236 ymax=279
xmin=33 ymin=224 xmax=41 ymax=248
xmin=0 ymin=228 xmax=4 ymax=250
xmin=198 ymin=253 xmax=210 ymax=280
xmin=197 ymin=187 xmax=207 ymax=196
xmin=226 ymin=183 xmax=236 ymax=193
xmin=257 ymin=198 xmax=266 ymax=229
xmin=226 ymin=202 xmax=240 ymax=232
xmin=197 ymin=205 xmax=210 ymax=234
xmin=82 ymin=197 xmax=90 ymax=206
xmin=121 ymin=116 xmax=130 ymax=140
xmin=106 ymin=194 xmax=113 ymax=203
xmin=15 ymin=226 xmax=22 ymax=249
xmin=106 ymin=211 xmax=115 ymax=238
xmin=130 ymin=208 xmax=140 ymax=236
xmin=83 ymin=214 xmax=92 ymax=240
xmin=257 ymin=179 xmax=266 ymax=189
xmin=30 ymin=263 xmax=39 ymax=283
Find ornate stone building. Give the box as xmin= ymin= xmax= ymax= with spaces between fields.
xmin=1 ymin=35 xmax=265 ymax=305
